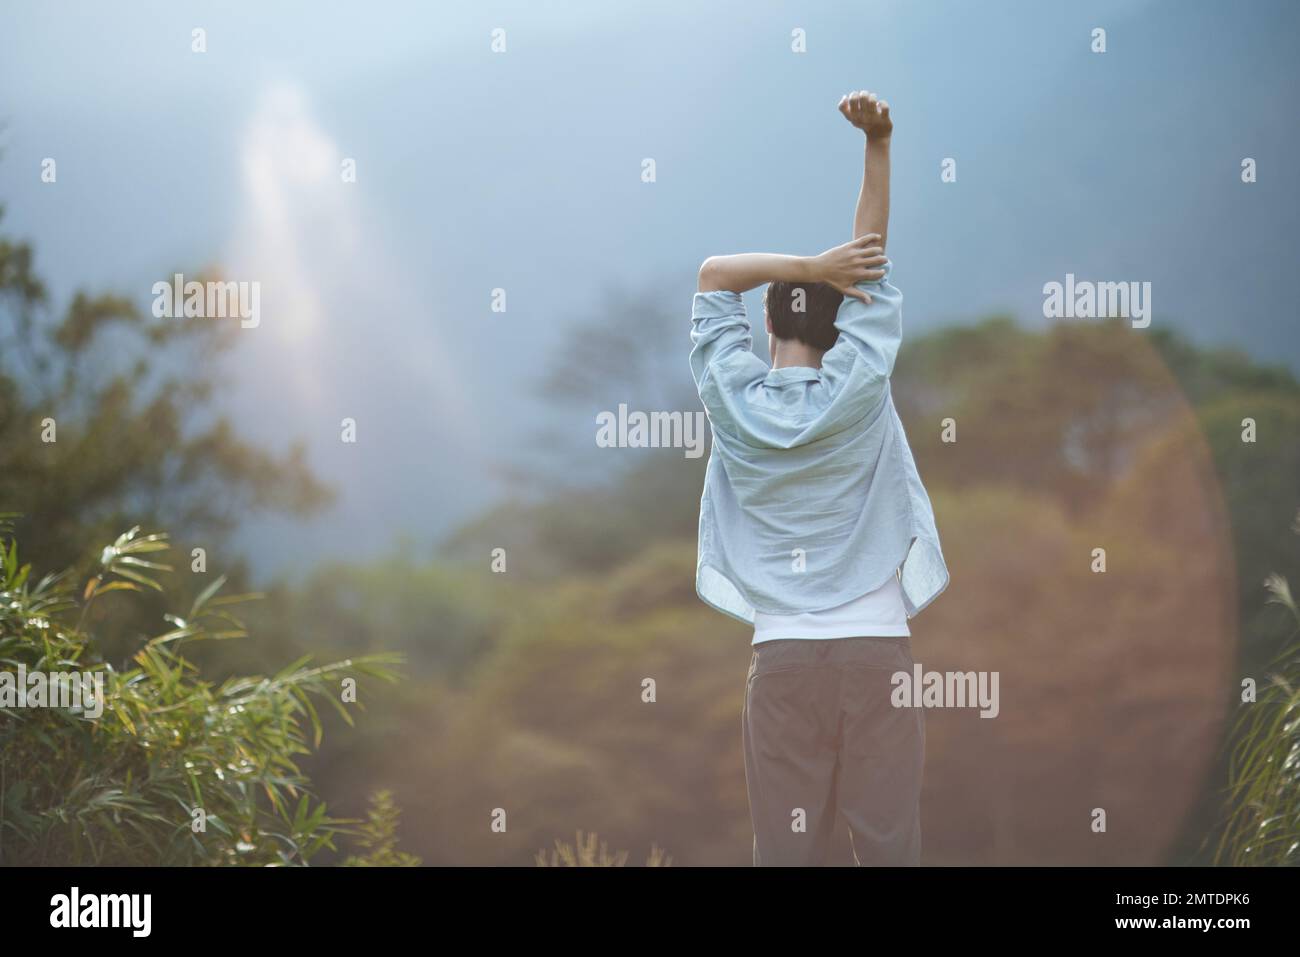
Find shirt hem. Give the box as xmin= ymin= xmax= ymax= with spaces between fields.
xmin=752 ymin=625 xmax=911 ymax=644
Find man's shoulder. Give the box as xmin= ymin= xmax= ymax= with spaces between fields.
xmin=700 ymin=348 xmax=769 ymax=390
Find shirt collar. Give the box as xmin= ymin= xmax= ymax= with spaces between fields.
xmin=766 ymin=366 xmax=822 ymax=383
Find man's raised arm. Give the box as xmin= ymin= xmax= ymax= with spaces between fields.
xmin=817 ymin=90 xmax=902 ymax=407
xmin=838 ymin=90 xmax=892 ymax=247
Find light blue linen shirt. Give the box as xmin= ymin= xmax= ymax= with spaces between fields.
xmin=689 ymin=260 xmax=948 ymax=624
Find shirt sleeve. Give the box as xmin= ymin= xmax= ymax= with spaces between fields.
xmin=819 ymin=258 xmax=902 ymax=410
xmin=689 ymin=290 xmax=752 ymax=390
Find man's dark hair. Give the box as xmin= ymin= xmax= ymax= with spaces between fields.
xmin=764 ymin=280 xmax=843 ymax=351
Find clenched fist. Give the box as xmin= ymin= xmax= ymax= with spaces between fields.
xmin=838 ymin=90 xmax=892 ymax=140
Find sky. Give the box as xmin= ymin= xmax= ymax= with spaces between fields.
xmin=2 ymin=0 xmax=1297 ymax=574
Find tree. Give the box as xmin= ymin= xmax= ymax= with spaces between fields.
xmin=0 ymin=205 xmax=330 ymax=581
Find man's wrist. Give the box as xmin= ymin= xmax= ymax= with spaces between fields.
xmin=866 ymin=132 xmax=892 ymax=146
xmin=801 ymin=254 xmax=825 ymax=283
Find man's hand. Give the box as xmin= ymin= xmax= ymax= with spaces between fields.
xmin=838 ymin=89 xmax=892 ymax=140
xmin=812 ymin=234 xmax=886 ymax=303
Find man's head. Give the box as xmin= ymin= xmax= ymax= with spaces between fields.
xmin=764 ymin=280 xmax=843 ymax=362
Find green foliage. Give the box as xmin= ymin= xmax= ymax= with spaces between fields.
xmin=1216 ymin=513 xmax=1300 ymax=866
xmin=0 ymin=523 xmax=400 ymax=865
xmin=341 ymin=789 xmax=421 ymax=867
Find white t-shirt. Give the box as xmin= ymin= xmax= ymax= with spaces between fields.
xmin=752 ymin=573 xmax=911 ymax=644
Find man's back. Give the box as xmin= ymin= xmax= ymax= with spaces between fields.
xmin=690 ymin=262 xmax=947 ymax=623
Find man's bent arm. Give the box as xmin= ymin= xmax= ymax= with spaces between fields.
xmin=697 ymin=254 xmax=816 ymax=294
xmin=691 ymin=239 xmax=885 ymax=389
xmin=698 ymin=237 xmax=883 ymax=299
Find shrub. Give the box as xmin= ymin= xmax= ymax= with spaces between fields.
xmin=0 ymin=518 xmax=400 ymax=865
xmin=341 ymin=790 xmax=421 ymax=867
xmin=535 ymin=830 xmax=672 ymax=867
xmin=1216 ymin=512 xmax=1300 ymax=865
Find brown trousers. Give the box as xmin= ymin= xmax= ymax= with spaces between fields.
xmin=742 ymin=636 xmax=924 ymax=866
